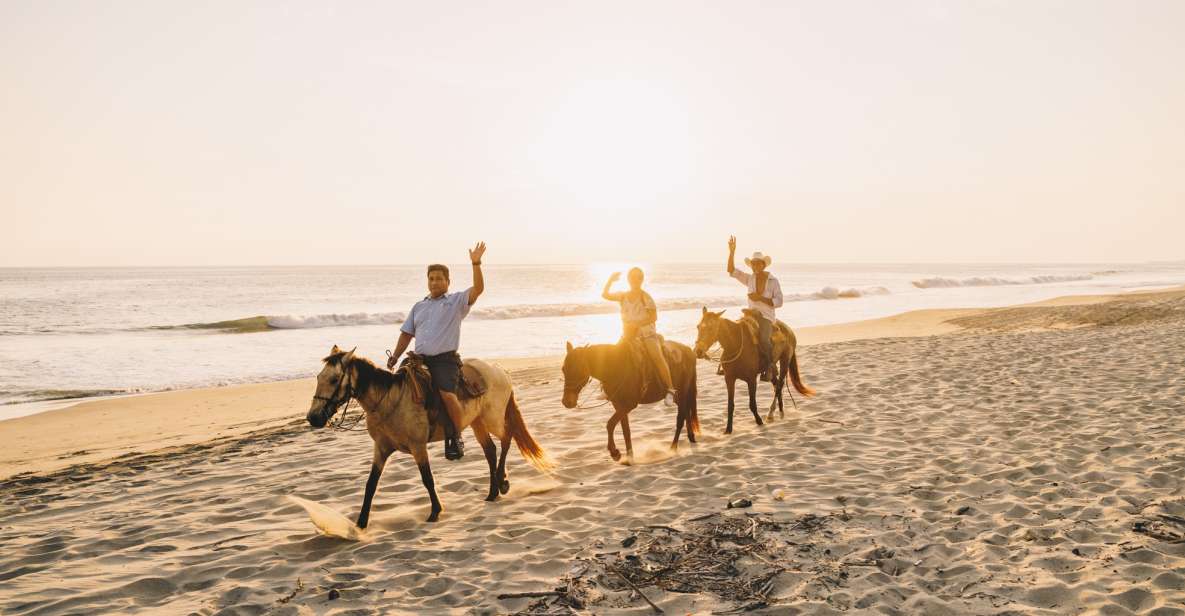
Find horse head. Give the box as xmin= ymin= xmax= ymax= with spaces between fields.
xmin=561 ymin=341 xmax=590 ymax=409
xmin=693 ymin=307 xmax=727 ymax=358
xmin=308 ymin=344 xmax=356 ymax=428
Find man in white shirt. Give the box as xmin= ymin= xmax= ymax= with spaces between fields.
xmin=726 ymin=236 xmax=783 ymax=381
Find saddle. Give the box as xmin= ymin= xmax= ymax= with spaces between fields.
xmin=398 ymin=354 xmax=489 ymax=438
xmin=621 ymin=335 xmax=673 ymax=400
xmin=739 ymin=309 xmax=793 ymax=364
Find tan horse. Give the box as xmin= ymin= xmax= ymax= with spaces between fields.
xmin=561 ymin=339 xmax=699 ymax=463
xmin=307 ymin=345 xmax=552 ymax=524
xmin=693 ymin=308 xmax=815 ymax=433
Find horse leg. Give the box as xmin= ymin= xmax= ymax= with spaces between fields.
xmin=471 ymin=422 xmax=499 ymax=502
xmin=356 ymin=443 xmax=392 ymax=529
xmin=620 ymin=413 xmax=634 ymax=464
xmin=725 ymin=376 xmax=736 ymax=435
xmin=496 ymin=430 xmax=512 ymax=495
xmin=747 ymin=378 xmax=763 ymax=426
xmin=671 ymin=402 xmax=686 ymax=451
xmin=411 ymin=443 xmax=443 ymax=522
xmin=606 ymin=410 xmax=624 ymax=461
xmin=768 ymin=358 xmax=786 ymax=421
xmin=778 ymin=356 xmax=789 ymax=418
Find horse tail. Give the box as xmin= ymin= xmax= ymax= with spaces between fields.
xmin=504 ymin=393 xmax=555 ymax=473
xmin=788 ymin=353 xmax=816 ymax=397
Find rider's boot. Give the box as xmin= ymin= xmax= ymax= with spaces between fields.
xmin=441 ymin=394 xmax=465 ymax=461
xmin=444 ymin=422 xmax=465 ymax=460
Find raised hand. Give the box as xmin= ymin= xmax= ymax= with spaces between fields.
xmin=469 ymin=241 xmax=486 ymax=264
xmin=608 ymin=271 xmax=622 ymax=283
xmin=728 ymin=236 xmax=736 ymax=253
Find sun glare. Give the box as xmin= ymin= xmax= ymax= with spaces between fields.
xmin=585 ymin=261 xmax=653 ymax=299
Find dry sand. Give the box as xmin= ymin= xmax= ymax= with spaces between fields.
xmin=1 ymin=287 xmax=1184 ymax=614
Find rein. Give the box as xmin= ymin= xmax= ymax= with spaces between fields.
xmin=702 ymin=319 xmax=746 ymax=366
xmin=313 ymin=368 xmax=366 ymax=431
xmin=572 ymin=381 xmax=614 ymax=409
xmin=314 ymin=361 xmax=400 ymax=432
xmin=565 ymin=346 xmax=624 ymax=409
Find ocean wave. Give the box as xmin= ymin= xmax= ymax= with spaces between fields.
xmin=0 ymin=388 xmax=138 ymax=406
xmin=267 ymin=312 xmax=407 ymax=329
xmin=911 ymin=274 xmax=1093 ymax=289
xmin=17 ymin=286 xmax=894 ymax=336
xmin=802 ymin=286 xmax=891 ymax=300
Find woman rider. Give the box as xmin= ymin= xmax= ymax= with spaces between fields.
xmin=601 ymin=267 xmax=676 ymax=399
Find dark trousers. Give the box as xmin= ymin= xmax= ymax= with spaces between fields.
xmin=754 ymin=313 xmax=773 ymax=367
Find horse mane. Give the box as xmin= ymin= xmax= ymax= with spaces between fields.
xmin=325 ymin=352 xmax=405 ymax=393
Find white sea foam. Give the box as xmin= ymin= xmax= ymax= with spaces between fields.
xmin=257 ymin=288 xmax=895 ymax=330
xmin=266 ymin=312 xmax=406 ymax=329
xmin=911 ymin=274 xmax=1093 ymax=289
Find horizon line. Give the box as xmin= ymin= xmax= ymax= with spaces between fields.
xmin=2 ymin=259 xmax=1183 ymax=269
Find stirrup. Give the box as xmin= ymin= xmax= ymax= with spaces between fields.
xmin=444 ymin=435 xmax=465 ymax=461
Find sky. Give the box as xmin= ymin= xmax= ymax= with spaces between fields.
xmin=2 ymin=1 xmax=1183 ymax=267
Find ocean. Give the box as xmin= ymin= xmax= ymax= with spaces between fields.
xmin=3 ymin=262 xmax=1183 ymax=420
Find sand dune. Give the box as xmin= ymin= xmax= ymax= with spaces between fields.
xmin=1 ymin=289 xmax=1184 ymax=614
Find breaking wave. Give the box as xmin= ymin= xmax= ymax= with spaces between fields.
xmin=0 ymin=388 xmax=139 ymax=406
xmin=158 ymin=286 xmax=894 ymax=332
xmin=911 ymin=274 xmax=1093 ymax=289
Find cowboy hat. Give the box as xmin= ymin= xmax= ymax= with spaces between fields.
xmin=744 ymin=251 xmax=772 ymax=267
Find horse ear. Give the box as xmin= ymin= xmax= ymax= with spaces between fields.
xmin=566 ymin=341 xmax=574 ymax=353
xmin=715 ymin=309 xmax=726 ymax=317
xmin=331 ymin=344 xmax=342 ymax=353
xmin=343 ymin=347 xmax=356 ymax=362
xmin=702 ymin=306 xmax=708 ymax=315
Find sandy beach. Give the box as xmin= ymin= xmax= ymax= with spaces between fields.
xmin=2 ymin=287 xmax=1184 ymax=614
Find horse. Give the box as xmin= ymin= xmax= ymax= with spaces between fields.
xmin=561 ymin=338 xmax=699 ymax=463
xmin=307 ymin=345 xmax=553 ymax=524
xmin=693 ymin=307 xmax=816 ymax=433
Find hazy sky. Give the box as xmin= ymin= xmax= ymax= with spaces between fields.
xmin=3 ymin=1 xmax=1182 ymax=266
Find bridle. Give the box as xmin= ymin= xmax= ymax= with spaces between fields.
xmin=563 ymin=346 xmax=622 ymax=409
xmin=697 ymin=318 xmax=744 ymax=367
xmin=313 ymin=364 xmax=354 ymax=423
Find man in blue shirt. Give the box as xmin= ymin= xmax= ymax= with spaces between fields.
xmin=387 ymin=242 xmax=486 ymax=460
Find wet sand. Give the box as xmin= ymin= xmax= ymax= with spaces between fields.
xmin=1 ymin=288 xmax=1184 ymax=614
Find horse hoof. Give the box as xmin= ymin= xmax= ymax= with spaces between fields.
xmin=609 ymin=449 xmax=622 ymax=461
xmin=485 ymin=494 xmax=498 ymax=502
xmin=499 ymin=479 xmax=510 ymax=495
xmin=723 ymin=428 xmax=732 ymax=435
xmin=426 ymin=511 xmax=440 ymax=523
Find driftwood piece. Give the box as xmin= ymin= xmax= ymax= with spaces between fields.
xmin=611 ymin=566 xmax=664 ymax=614
xmin=498 ymin=590 xmax=566 ymax=600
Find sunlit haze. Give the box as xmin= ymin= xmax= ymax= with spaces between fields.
xmin=3 ymin=1 xmax=1182 ymax=266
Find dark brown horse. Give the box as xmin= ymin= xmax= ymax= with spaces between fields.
xmin=561 ymin=339 xmax=699 ymax=463
xmin=693 ymin=308 xmax=815 ymax=433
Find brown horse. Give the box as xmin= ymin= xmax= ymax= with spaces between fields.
xmin=693 ymin=308 xmax=815 ymax=433
xmin=561 ymin=339 xmax=699 ymax=463
xmin=307 ymin=346 xmax=553 ymax=524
